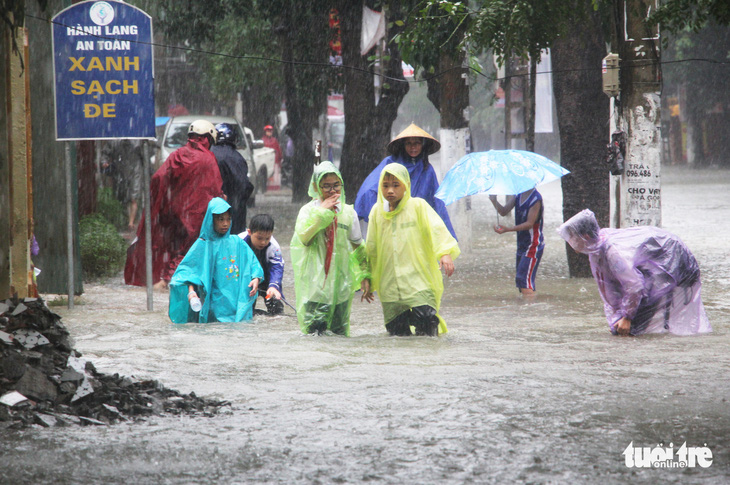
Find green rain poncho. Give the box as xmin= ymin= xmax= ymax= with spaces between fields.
xmin=366 ymin=163 xmax=460 ymax=334
xmin=169 ymin=197 xmax=264 ymax=323
xmin=290 ymin=162 xmax=368 ymax=336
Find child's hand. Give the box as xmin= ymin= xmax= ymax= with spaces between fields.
xmin=249 ymin=278 xmax=260 ymax=297
xmin=493 ymin=224 xmax=508 ymax=234
xmin=439 ymin=255 xmax=454 ymax=277
xmin=320 ymin=193 xmax=340 ymax=211
xmin=266 ymin=287 xmax=281 ymax=300
xmin=614 ymin=317 xmax=632 ymax=336
xmin=361 ymin=279 xmax=374 ymax=303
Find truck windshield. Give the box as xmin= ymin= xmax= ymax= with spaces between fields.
xmin=165 ymin=121 xmax=246 ymax=149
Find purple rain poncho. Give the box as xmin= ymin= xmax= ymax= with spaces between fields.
xmin=558 ymin=210 xmax=711 ymax=336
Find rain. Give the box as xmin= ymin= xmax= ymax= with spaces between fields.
xmin=2 ymin=1 xmax=730 ymax=483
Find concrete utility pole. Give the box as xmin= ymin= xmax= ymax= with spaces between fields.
xmin=3 ymin=24 xmax=34 ymax=298
xmin=438 ymin=50 xmax=472 ymax=251
xmin=613 ymin=0 xmax=662 ymax=227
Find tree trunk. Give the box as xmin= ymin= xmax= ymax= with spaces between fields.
xmin=552 ymin=7 xmax=610 ymax=278
xmin=274 ymin=6 xmax=328 ymax=202
xmin=438 ymin=50 xmax=469 ymax=130
xmin=337 ymin=1 xmax=409 ymax=203
xmin=437 ymin=47 xmax=472 ymax=250
xmin=525 ymin=54 xmax=537 ymax=152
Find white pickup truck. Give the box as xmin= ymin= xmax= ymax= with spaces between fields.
xmin=156 ymin=115 xmax=276 ymax=200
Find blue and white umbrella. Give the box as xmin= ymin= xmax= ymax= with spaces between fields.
xmin=435 ymin=150 xmax=570 ymax=205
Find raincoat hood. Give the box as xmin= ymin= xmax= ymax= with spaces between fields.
xmin=308 ymin=161 xmax=346 ymax=201
xmin=168 ymin=196 xmax=264 ymax=324
xmin=200 ymin=197 xmax=232 ymax=240
xmin=557 ymin=209 xmax=604 ymax=254
xmin=366 ymin=165 xmax=460 ymax=335
xmin=387 ymin=123 xmax=441 ymax=155
xmin=377 ymin=163 xmax=411 ymax=218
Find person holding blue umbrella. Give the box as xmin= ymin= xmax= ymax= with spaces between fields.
xmin=435 ymin=149 xmax=569 ymax=298
xmin=354 ymin=123 xmax=456 ymax=239
xmin=489 ymin=189 xmax=544 ymax=299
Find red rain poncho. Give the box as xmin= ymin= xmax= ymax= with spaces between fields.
xmin=124 ymin=139 xmax=224 ymax=286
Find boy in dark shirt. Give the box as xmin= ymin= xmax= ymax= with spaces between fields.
xmin=240 ymin=214 xmax=285 ymax=315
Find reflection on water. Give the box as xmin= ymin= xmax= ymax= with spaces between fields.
xmin=2 ymin=167 xmax=729 ymax=484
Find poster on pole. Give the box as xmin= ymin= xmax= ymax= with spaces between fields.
xmin=52 ymin=0 xmax=155 ymax=140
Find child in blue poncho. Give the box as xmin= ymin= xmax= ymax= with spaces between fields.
xmin=169 ymin=197 xmax=264 ymax=323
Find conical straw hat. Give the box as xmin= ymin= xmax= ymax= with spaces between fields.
xmin=387 ymin=123 xmax=441 ymax=155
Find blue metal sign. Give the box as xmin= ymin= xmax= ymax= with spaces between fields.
xmin=52 ymin=0 xmax=155 ymax=140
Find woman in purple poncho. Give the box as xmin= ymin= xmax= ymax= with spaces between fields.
xmin=558 ymin=209 xmax=711 ymax=336
xmin=354 ymin=123 xmax=456 ymax=239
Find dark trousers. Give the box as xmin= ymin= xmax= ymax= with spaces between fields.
xmin=385 ymin=305 xmax=439 ymax=337
xmin=303 ymin=301 xmax=349 ymax=335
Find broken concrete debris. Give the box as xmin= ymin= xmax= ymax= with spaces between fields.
xmin=0 ymin=297 xmax=228 ymax=429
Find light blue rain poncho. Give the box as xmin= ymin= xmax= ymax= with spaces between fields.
xmin=290 ymin=162 xmax=368 ymax=336
xmin=169 ymin=197 xmax=264 ymax=323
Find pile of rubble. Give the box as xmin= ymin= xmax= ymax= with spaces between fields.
xmin=0 ymin=297 xmax=227 ymax=429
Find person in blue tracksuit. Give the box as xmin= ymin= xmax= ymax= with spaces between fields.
xmin=490 ymin=188 xmax=544 ymax=298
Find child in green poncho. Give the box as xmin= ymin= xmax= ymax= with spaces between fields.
xmin=291 ymin=161 xmax=368 ymax=336
xmin=361 ymin=163 xmax=460 ymax=336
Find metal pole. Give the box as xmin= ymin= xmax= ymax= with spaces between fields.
xmin=142 ymin=141 xmax=153 ymax=310
xmin=65 ymin=142 xmax=74 ymax=309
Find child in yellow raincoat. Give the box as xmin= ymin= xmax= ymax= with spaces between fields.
xmin=361 ymin=163 xmax=460 ymax=336
xmin=291 ymin=161 xmax=368 ymax=336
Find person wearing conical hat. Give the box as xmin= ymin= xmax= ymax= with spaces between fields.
xmin=354 ymin=123 xmax=456 ymax=239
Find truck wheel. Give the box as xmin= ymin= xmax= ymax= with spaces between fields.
xmin=257 ymin=167 xmax=268 ymax=194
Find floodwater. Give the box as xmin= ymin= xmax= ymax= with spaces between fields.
xmin=3 ymin=166 xmax=729 ymax=484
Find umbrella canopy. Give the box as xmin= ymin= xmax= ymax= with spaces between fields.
xmin=435 ymin=150 xmax=570 ymax=205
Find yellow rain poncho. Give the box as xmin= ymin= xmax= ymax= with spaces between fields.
xmin=290 ymin=162 xmax=368 ymax=336
xmin=366 ymin=163 xmax=460 ymax=334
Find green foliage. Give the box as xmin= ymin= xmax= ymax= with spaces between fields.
xmin=202 ymin=14 xmax=284 ymax=107
xmin=649 ymin=0 xmax=730 ymax=33
xmin=397 ymin=0 xmax=471 ymax=73
xmin=96 ymin=187 xmax=127 ymax=231
xmin=79 ymin=214 xmax=127 ymax=279
xmin=397 ymin=0 xmax=579 ymax=73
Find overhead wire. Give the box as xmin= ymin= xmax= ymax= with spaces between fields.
xmin=28 ymin=12 xmax=730 ymax=86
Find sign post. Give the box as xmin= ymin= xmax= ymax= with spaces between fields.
xmin=52 ymin=0 xmax=155 ymax=309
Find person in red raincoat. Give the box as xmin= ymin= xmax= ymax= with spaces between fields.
xmin=124 ymin=120 xmax=224 ymax=289
xmin=262 ymin=125 xmax=283 ymax=166
xmin=262 ymin=125 xmax=283 ymax=190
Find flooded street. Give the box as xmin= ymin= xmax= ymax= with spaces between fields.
xmin=3 ymin=166 xmax=729 ymax=484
